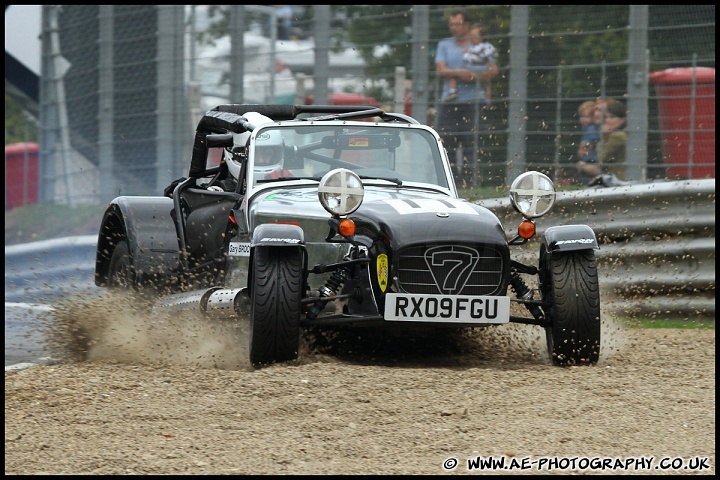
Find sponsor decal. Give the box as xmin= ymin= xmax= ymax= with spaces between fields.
xmin=349 ymin=137 xmax=369 ymax=147
xmin=260 ymin=237 xmax=301 ymax=244
xmin=228 ymin=242 xmax=251 ymax=257
xmin=377 ymin=254 xmax=388 ymax=292
xmin=555 ymin=238 xmax=594 ymax=245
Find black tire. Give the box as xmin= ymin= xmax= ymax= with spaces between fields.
xmin=249 ymin=246 xmax=303 ymax=366
xmin=541 ymin=249 xmax=601 ymax=366
xmin=107 ymin=239 xmax=135 ymax=290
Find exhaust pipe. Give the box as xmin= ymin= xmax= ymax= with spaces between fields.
xmin=153 ymin=287 xmax=249 ymax=319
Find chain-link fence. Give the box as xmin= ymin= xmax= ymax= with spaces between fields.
xmin=29 ymin=5 xmax=714 ymax=207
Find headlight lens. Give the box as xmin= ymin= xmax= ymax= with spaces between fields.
xmin=318 ymin=168 xmax=364 ymax=216
xmin=509 ymin=171 xmax=556 ymax=218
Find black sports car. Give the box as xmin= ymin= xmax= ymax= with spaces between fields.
xmin=95 ymin=104 xmax=601 ymax=367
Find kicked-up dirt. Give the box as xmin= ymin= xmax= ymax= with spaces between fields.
xmin=4 ymin=293 xmax=715 ymax=475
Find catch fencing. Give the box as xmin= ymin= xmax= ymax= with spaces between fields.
xmin=31 ymin=5 xmax=715 ymax=207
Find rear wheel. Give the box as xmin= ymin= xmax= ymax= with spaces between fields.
xmin=541 ymin=249 xmax=601 ymax=366
xmin=249 ymin=246 xmax=302 ymax=366
xmin=107 ymin=239 xmax=135 ymax=290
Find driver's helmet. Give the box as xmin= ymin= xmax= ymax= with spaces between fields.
xmin=244 ymin=112 xmax=285 ymax=176
xmin=253 ymin=129 xmax=285 ymax=176
xmin=226 ymin=112 xmax=283 ymax=179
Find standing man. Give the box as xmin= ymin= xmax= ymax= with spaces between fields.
xmin=435 ymin=9 xmax=498 ymax=188
xmin=275 ymin=5 xmax=293 ymax=40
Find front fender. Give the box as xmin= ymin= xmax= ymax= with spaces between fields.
xmin=247 ymin=223 xmax=307 ymax=291
xmin=541 ymin=224 xmax=599 ymax=254
xmin=95 ymin=196 xmax=179 ymax=286
xmin=251 ymin=223 xmax=305 ymax=247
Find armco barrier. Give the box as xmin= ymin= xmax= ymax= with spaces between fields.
xmin=5 ymin=182 xmax=714 ymax=320
xmin=479 ymin=178 xmax=715 ymax=318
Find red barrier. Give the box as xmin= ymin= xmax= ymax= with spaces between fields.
xmin=5 ymin=142 xmax=39 ymax=210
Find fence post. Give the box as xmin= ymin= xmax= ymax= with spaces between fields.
xmin=410 ymin=5 xmax=429 ymax=125
xmin=313 ymin=6 xmax=331 ymax=105
xmin=98 ymin=5 xmax=115 ymax=203
xmin=393 ymin=66 xmax=406 ymax=113
xmin=626 ymin=5 xmax=649 ymax=182
xmin=506 ymin=5 xmax=530 ymax=184
xmin=554 ymin=66 xmax=563 ymax=182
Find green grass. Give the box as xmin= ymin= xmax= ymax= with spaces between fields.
xmin=619 ymin=317 xmax=715 ymax=330
xmin=457 ymin=184 xmax=585 ymax=202
xmin=458 ymin=185 xmax=509 ymax=202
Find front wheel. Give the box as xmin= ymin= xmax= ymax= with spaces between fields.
xmin=541 ymin=249 xmax=601 ymax=366
xmin=249 ymin=246 xmax=303 ymax=366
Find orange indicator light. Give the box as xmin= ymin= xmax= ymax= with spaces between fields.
xmin=518 ymin=220 xmax=536 ymax=239
xmin=339 ymin=218 xmax=356 ymax=237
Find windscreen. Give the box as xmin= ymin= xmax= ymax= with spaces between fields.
xmin=250 ymin=125 xmax=449 ymax=188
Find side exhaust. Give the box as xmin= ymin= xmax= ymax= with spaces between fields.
xmin=152 ymin=287 xmax=249 ymax=319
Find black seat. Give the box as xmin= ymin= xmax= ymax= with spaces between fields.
xmin=182 ymin=189 xmax=242 ymax=268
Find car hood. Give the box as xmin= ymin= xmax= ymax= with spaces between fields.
xmin=249 ymin=185 xmax=508 ymax=249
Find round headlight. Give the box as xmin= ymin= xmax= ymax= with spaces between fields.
xmin=509 ymin=171 xmax=556 ymax=218
xmin=318 ymin=168 xmax=364 ymax=216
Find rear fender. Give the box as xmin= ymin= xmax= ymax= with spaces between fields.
xmin=541 ymin=225 xmax=599 ymax=254
xmin=95 ymin=196 xmax=179 ymax=286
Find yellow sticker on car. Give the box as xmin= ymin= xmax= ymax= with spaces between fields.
xmin=377 ymin=254 xmax=388 ymax=292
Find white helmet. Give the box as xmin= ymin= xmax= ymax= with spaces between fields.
xmin=227 ymin=112 xmax=275 ymax=179
xmin=249 ymin=116 xmax=284 ymax=176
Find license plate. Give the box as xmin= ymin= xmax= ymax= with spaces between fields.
xmin=384 ymin=294 xmax=510 ymax=324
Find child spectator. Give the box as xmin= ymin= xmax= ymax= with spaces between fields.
xmin=574 ymin=100 xmax=601 ymax=184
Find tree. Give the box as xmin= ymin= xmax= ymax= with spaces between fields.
xmin=4 ymin=95 xmax=38 ymax=145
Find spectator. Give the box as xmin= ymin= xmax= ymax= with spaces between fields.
xmin=446 ymin=23 xmax=498 ymax=105
xmin=275 ymin=5 xmax=293 ymax=41
xmin=275 ymin=59 xmax=292 ymax=78
xmin=435 ymin=9 xmax=499 ymax=188
xmin=598 ymin=100 xmax=627 ymax=180
xmin=574 ymin=98 xmax=623 ymax=183
xmin=574 ymin=100 xmax=601 ymax=184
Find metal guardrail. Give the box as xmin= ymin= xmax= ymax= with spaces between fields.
xmin=5 ymin=181 xmax=714 ymax=319
xmin=479 ymin=178 xmax=716 ymax=318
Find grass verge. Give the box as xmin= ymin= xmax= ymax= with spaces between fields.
xmin=620 ymin=317 xmax=715 ymax=330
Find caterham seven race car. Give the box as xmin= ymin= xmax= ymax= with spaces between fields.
xmin=94 ymin=104 xmax=601 ymax=367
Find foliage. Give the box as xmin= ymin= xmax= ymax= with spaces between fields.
xmin=648 ymin=5 xmax=716 ymax=63
xmin=4 ymin=94 xmax=38 ymax=145
xmin=192 ymin=5 xmax=714 ymax=104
